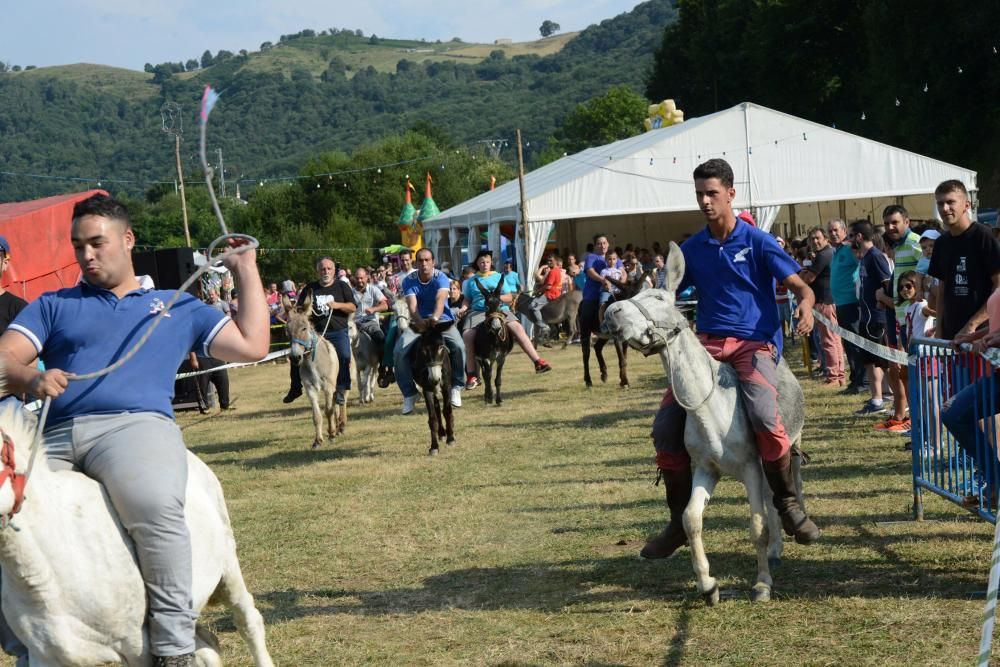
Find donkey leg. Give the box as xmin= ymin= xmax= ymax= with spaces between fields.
xmin=426 ymin=391 xmax=440 ymax=455
xmin=324 ymin=389 xmax=337 ymax=439
xmin=616 ymin=340 xmax=629 ymax=389
xmin=683 ymin=467 xmax=720 ymax=606
xmin=494 ymin=355 xmax=506 ymax=406
xmin=217 ymin=563 xmax=275 ymax=667
xmin=482 ymin=360 xmax=494 ymax=404
xmin=444 ymin=392 xmax=456 ymax=445
xmin=581 ymin=335 xmax=593 ymax=388
xmin=594 ymin=338 xmax=609 ymax=383
xmin=306 ymin=390 xmax=324 ymax=449
xmin=337 ymin=391 xmax=348 ymax=434
xmin=744 ymin=464 xmax=774 ymax=603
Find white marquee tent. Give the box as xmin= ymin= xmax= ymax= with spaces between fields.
xmin=423 ymin=102 xmax=977 ymax=292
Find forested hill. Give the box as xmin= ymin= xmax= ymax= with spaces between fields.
xmin=0 ymin=0 xmax=677 ymax=202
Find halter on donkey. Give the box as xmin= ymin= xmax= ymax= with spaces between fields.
xmin=604 ymin=242 xmax=816 ymax=605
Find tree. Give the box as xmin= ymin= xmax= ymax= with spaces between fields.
xmin=558 ymin=84 xmax=648 ymax=152
xmin=539 ymin=20 xmax=561 ymax=37
xmin=260 ymin=41 xmax=273 ymax=51
xmin=369 ymin=34 xmax=381 ymax=45
xmin=143 ymin=63 xmax=155 ymax=73
xmin=185 ymin=59 xmax=199 ymax=71
xmin=200 ymin=50 xmax=214 ymax=69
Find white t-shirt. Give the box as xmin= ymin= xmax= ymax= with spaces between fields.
xmin=904 ymin=299 xmax=934 ymax=343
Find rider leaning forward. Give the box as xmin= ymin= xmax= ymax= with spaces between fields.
xmin=0 ymin=194 xmax=269 ymax=667
xmin=642 ymin=159 xmax=821 ymax=560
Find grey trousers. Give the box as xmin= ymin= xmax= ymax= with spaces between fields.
xmin=45 ymin=412 xmax=195 ymax=656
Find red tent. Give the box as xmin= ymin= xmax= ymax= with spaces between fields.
xmin=0 ymin=190 xmax=107 ymax=301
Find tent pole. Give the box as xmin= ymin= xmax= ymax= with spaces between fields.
xmin=743 ymin=103 xmax=754 ymax=211
xmin=516 ymin=129 xmax=530 ymax=282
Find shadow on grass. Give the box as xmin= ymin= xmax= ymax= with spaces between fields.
xmin=212 ymin=443 xmax=379 ymax=468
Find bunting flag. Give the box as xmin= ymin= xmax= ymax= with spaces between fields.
xmin=490 ymin=175 xmax=496 ymax=191
xmin=200 ymin=86 xmax=220 ymax=125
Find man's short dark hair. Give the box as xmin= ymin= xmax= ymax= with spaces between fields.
xmin=416 ymin=247 xmax=434 ymax=260
xmin=593 ymin=234 xmax=608 ymax=244
xmin=850 ymin=220 xmax=875 ymax=241
xmin=882 ymin=204 xmax=909 ymax=220
xmin=475 ymin=249 xmax=493 ymax=262
xmin=72 ymin=194 xmax=131 ymax=229
xmin=399 ymin=249 xmax=413 ymax=259
xmin=693 ymin=159 xmax=734 ymax=188
xmin=935 ymin=179 xmax=969 ymax=198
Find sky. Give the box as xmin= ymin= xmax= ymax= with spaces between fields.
xmin=2 ymin=0 xmax=644 ymax=71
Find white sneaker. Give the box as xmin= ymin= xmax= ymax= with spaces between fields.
xmin=401 ymin=395 xmax=417 ymax=415
xmin=450 ymin=386 xmax=462 ymax=408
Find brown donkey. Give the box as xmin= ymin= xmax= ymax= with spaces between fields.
xmin=283 ymin=294 xmax=347 ymax=448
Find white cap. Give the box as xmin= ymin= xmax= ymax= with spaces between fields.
xmin=919 ymin=229 xmax=941 ymax=242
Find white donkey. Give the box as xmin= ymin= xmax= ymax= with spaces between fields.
xmin=348 ymin=319 xmax=378 ymax=405
xmin=604 ymin=242 xmax=811 ymax=605
xmin=0 ymin=402 xmax=273 ymax=666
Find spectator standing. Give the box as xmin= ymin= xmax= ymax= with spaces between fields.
xmin=828 ymin=219 xmax=865 ymax=394
xmin=800 ymin=227 xmax=843 ymax=386
xmin=929 ymin=180 xmax=1000 ymax=340
xmin=0 ymin=237 xmax=27 ymax=332
xmin=191 ymin=288 xmax=234 ymax=413
xmin=851 ymin=220 xmax=892 ymax=415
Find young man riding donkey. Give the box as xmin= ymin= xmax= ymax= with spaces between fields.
xmin=642 ymin=159 xmax=820 ymax=560
xmin=0 ymin=195 xmax=272 ymax=666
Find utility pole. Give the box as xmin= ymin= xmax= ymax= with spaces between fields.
xmin=161 ymin=102 xmax=191 ymax=247
xmin=216 ymin=147 xmax=226 ymax=198
xmin=516 ymin=128 xmax=530 ymax=284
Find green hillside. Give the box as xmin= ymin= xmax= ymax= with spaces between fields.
xmin=0 ymin=2 xmax=672 ymax=203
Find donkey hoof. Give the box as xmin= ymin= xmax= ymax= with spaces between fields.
xmin=446 ymin=439 xmax=456 ymax=447
xmin=428 ymin=448 xmax=439 ymax=456
xmin=702 ymin=584 xmax=720 ymax=607
xmin=600 ymin=371 xmax=608 ymax=383
xmin=311 ymin=440 xmax=323 ymax=450
xmin=768 ymin=557 xmax=782 ymax=572
xmin=620 ymin=383 xmax=630 ymax=390
xmin=751 ymin=585 xmax=772 ymax=603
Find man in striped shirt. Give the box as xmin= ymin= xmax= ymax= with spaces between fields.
xmin=873 ymin=205 xmax=921 ymax=433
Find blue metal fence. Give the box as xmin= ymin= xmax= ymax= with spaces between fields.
xmin=910 ymin=338 xmax=1000 ymax=523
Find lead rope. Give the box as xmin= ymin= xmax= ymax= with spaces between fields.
xmin=14 ymin=86 xmax=256 ymax=512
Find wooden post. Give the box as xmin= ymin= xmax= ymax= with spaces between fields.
xmin=174 ymin=134 xmax=192 ymax=247
xmin=516 ymin=129 xmax=529 ymax=286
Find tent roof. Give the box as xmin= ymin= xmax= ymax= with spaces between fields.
xmin=425 ymin=102 xmax=977 ymax=230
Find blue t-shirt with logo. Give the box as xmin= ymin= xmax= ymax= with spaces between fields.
xmin=463 ymin=271 xmax=511 ymax=313
xmin=402 ymin=269 xmax=454 ymax=322
xmin=679 ymin=220 xmax=801 ymax=354
xmin=10 ymin=283 xmax=229 ymax=426
xmin=503 ymin=271 xmax=520 ymax=293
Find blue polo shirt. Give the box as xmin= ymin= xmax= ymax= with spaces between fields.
xmin=463 ymin=271 xmax=511 ymax=313
xmin=679 ymin=220 xmax=801 ymax=354
xmin=9 ymin=283 xmax=230 ymax=426
xmin=830 ymin=243 xmax=859 ymax=306
xmin=403 ymin=269 xmax=454 ymax=322
xmin=503 ymin=271 xmax=520 ymax=293
xmin=582 ymin=254 xmax=608 ymax=302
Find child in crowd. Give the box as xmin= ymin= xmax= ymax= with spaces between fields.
xmin=899 ymin=271 xmax=934 ymax=350
xmin=598 ymin=249 xmax=623 ymax=324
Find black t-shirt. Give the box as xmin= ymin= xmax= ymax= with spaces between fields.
xmin=858 ymin=247 xmax=892 ymax=326
xmin=299 ymin=280 xmax=355 ymax=333
xmin=0 ymin=291 xmax=27 ymax=333
xmin=928 ymin=222 xmax=1000 ymax=339
xmin=808 ymin=245 xmax=834 ymax=304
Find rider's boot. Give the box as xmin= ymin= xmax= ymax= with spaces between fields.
xmin=640 ymin=466 xmax=692 ymax=559
xmin=762 ymin=451 xmax=820 ymax=545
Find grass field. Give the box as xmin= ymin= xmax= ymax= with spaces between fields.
xmin=6 ymin=343 xmax=993 ymax=666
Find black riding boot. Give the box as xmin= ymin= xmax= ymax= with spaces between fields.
xmin=640 ymin=467 xmax=693 ymax=559
xmin=762 ymin=451 xmax=821 ymax=545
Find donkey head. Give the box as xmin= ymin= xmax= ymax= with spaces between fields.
xmin=603 ymin=242 xmax=689 ymax=355
xmin=285 ymin=292 xmax=316 ymax=362
xmin=412 ymin=319 xmax=454 ymax=386
xmin=476 ymin=278 xmax=507 ymax=335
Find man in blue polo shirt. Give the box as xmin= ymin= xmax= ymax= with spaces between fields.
xmin=393 ymin=247 xmax=466 ymax=415
xmin=0 ymin=194 xmax=269 ymax=667
xmin=642 ymin=159 xmax=820 ymax=560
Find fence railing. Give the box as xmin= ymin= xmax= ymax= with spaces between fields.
xmin=910 ymin=337 xmax=1000 ymax=523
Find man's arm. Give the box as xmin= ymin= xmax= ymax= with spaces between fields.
xmin=784 ymin=273 xmax=815 ymax=335
xmin=431 ymin=288 xmax=448 ymax=321
xmin=0 ymin=327 xmax=71 ymax=398
xmin=368 ymin=290 xmax=389 ymax=315
xmin=933 ymin=280 xmax=945 ymax=338
xmin=207 ymin=241 xmax=270 ymax=363
xmin=331 ymin=284 xmax=357 ymax=314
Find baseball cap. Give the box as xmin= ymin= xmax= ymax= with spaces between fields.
xmin=737 ymin=210 xmax=757 ymax=227
xmin=919 ymin=229 xmax=941 ymax=242
xmin=0 ymin=236 xmax=10 ymax=256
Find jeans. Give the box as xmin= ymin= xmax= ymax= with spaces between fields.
xmin=394 ymin=324 xmax=466 ymax=398
xmin=835 ymin=302 xmax=865 ymax=387
xmin=382 ymin=318 xmax=399 ymax=369
xmin=942 ymin=373 xmax=1000 ymax=491
xmin=195 ymin=357 xmax=230 ymax=408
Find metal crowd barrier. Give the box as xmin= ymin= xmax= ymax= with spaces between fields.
xmin=910 ymin=337 xmax=1000 ymax=523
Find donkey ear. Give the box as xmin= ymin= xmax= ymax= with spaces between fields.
xmin=664 ymin=242 xmax=686 ymax=291
xmin=300 ymin=290 xmax=313 ymax=313
xmin=475 ymin=278 xmax=490 ymax=301
xmin=493 ymin=278 xmax=504 ymax=297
